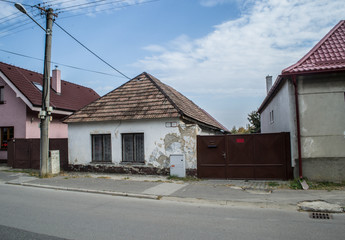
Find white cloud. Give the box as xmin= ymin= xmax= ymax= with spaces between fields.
xmin=135 ymin=0 xmax=344 ymax=127
xmin=137 ymin=0 xmax=344 ymax=98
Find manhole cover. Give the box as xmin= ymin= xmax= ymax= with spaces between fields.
xmin=309 ymin=212 xmax=332 ymax=220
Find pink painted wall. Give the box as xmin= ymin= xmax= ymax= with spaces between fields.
xmin=26 ymin=108 xmax=68 ymax=138
xmin=0 ymin=77 xmax=27 ymax=160
xmin=0 ymin=77 xmax=69 ymax=160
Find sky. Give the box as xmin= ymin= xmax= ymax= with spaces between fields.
xmin=0 ymin=0 xmax=344 ymax=130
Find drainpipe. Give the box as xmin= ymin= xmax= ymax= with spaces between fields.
xmin=292 ymin=75 xmax=303 ymax=179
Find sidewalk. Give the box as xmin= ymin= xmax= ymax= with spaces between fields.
xmin=1 ymin=166 xmax=344 ymax=213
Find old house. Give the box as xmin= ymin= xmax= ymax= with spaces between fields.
xmin=258 ymin=20 xmax=345 ymax=182
xmin=0 ymin=62 xmax=99 ymax=163
xmin=64 ymin=72 xmax=228 ymax=175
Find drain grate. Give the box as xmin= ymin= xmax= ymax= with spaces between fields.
xmin=309 ymin=212 xmax=332 ymax=220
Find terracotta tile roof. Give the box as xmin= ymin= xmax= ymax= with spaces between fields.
xmin=0 ymin=62 xmax=99 ymax=112
xmin=283 ymin=20 xmax=345 ymax=74
xmin=259 ymin=20 xmax=345 ymax=113
xmin=65 ymin=72 xmax=228 ymax=132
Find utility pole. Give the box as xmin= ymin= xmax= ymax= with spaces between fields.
xmin=15 ymin=3 xmax=57 ymax=177
xmin=40 ymin=8 xmax=54 ymax=177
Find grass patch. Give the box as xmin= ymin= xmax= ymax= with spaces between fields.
xmin=308 ymin=181 xmax=345 ymax=190
xmin=288 ymin=179 xmax=345 ymax=190
xmin=289 ymin=179 xmax=303 ymax=189
xmin=3 ymin=169 xmax=39 ymax=177
xmin=97 ymin=176 xmax=111 ymax=179
xmin=167 ymin=175 xmax=201 ymax=182
xmin=267 ymin=182 xmax=280 ymax=187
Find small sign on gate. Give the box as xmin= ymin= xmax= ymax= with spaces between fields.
xmin=236 ymin=138 xmax=245 ymax=143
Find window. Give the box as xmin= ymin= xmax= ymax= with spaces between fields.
xmin=91 ymin=134 xmax=111 ymax=162
xmin=122 ymin=133 xmax=144 ymax=163
xmin=0 ymin=86 xmax=4 ymax=104
xmin=270 ymin=110 xmax=274 ymax=124
xmin=0 ymin=127 xmax=14 ymax=150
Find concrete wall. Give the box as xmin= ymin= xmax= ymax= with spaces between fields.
xmin=0 ymin=77 xmax=27 ymax=160
xmin=261 ymin=72 xmax=345 ymax=181
xmin=260 ymin=80 xmax=297 ymax=166
xmin=68 ymin=118 xmax=209 ymax=170
xmin=296 ymin=73 xmax=345 ymax=182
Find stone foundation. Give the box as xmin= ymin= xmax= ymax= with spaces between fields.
xmin=68 ymin=164 xmax=197 ymax=177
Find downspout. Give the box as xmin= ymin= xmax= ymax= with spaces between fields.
xmin=292 ymin=75 xmax=303 ymax=179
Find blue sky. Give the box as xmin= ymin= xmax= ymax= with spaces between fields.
xmin=0 ymin=0 xmax=344 ymax=129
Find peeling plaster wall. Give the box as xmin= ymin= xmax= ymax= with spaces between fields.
xmin=68 ymin=118 xmax=207 ymax=170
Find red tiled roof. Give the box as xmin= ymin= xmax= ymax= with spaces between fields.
xmin=0 ymin=62 xmax=100 ymax=112
xmin=259 ymin=20 xmax=345 ymax=113
xmin=283 ymin=20 xmax=345 ymax=74
xmin=65 ymin=72 xmax=228 ymax=132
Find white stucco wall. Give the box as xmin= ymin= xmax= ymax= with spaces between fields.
xmin=68 ymin=118 xmax=206 ymax=169
xmin=260 ymin=80 xmax=297 ymax=166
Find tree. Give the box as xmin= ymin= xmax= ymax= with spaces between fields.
xmin=247 ymin=110 xmax=261 ymax=133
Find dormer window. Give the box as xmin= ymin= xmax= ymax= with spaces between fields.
xmin=33 ymin=82 xmax=42 ymax=92
xmin=0 ymin=86 xmax=4 ymax=104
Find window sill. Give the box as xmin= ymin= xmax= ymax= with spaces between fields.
xmin=90 ymin=161 xmax=113 ymax=164
xmin=121 ymin=162 xmax=145 ymax=166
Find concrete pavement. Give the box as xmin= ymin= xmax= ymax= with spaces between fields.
xmin=1 ymin=165 xmax=344 ymax=213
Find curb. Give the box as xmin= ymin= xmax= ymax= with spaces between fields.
xmin=161 ymin=196 xmax=298 ymax=211
xmin=6 ymin=182 xmax=160 ymax=200
xmin=6 ymin=181 xmax=295 ymax=210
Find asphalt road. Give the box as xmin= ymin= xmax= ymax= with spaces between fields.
xmin=0 ymin=183 xmax=344 ymax=240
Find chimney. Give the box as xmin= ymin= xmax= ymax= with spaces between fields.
xmin=266 ymin=75 xmax=272 ymax=94
xmin=52 ymin=66 xmax=61 ymax=94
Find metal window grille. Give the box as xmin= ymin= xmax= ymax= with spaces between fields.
xmin=122 ymin=133 xmax=144 ymax=163
xmin=92 ymin=134 xmax=111 ymax=162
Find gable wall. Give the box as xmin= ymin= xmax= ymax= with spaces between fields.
xmin=68 ymin=118 xmax=205 ymax=170
xmin=260 ymin=80 xmax=297 ymax=167
xmin=0 ymin=76 xmax=27 ymax=160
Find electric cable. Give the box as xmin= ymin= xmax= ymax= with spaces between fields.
xmin=0 ymin=49 xmax=126 ymax=78
xmin=54 ymin=21 xmax=130 ymax=79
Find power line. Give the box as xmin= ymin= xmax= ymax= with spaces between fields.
xmin=54 ymin=21 xmax=130 ymax=79
xmin=0 ymin=48 xmax=126 ymax=78
xmin=0 ymin=0 xmax=31 ymax=7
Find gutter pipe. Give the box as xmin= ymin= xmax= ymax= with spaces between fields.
xmin=292 ymin=75 xmax=303 ymax=178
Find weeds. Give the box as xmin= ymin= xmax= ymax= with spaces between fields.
xmin=267 ymin=182 xmax=280 ymax=187
xmin=167 ymin=175 xmax=201 ymax=182
xmin=97 ymin=176 xmax=111 ymax=179
xmin=288 ymin=178 xmax=345 ymax=190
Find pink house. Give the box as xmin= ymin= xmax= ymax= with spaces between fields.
xmin=0 ymin=62 xmax=100 ymax=162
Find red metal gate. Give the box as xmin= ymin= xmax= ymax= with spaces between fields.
xmin=197 ymin=133 xmax=293 ymax=180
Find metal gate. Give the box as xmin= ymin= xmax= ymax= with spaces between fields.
xmin=7 ymin=138 xmax=68 ymax=170
xmin=197 ymin=133 xmax=292 ymax=180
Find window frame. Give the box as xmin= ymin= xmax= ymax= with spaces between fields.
xmin=122 ymin=133 xmax=145 ymax=164
xmin=269 ymin=110 xmax=274 ymax=124
xmin=91 ymin=134 xmax=112 ymax=163
xmin=0 ymin=126 xmax=14 ymax=151
xmin=0 ymin=86 xmax=4 ymax=104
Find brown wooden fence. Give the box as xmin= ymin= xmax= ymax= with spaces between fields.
xmin=197 ymin=133 xmax=293 ymax=180
xmin=7 ymin=138 xmax=68 ymax=170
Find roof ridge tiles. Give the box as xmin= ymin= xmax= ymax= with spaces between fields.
xmin=282 ymin=20 xmax=345 ymax=74
xmin=64 ymin=72 xmax=227 ymax=132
